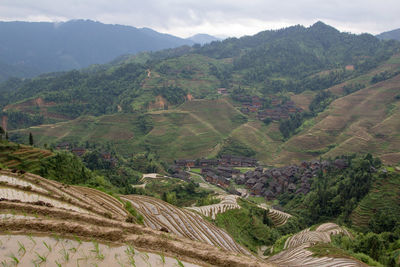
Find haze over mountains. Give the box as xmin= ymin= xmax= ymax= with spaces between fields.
xmin=0 ymin=20 xmax=199 ymax=81
xmin=377 ymin=28 xmax=400 ymax=41
xmin=2 ymin=21 xmax=400 ymax=167
xmin=0 ymin=18 xmax=398 ymax=83
xmin=187 ymin=33 xmax=221 ymax=44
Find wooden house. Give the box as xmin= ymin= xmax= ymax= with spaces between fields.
xmin=71 ymin=147 xmax=86 ymax=157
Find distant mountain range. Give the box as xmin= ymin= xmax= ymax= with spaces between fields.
xmin=187 ymin=34 xmax=221 ymax=44
xmin=3 ymin=21 xmax=400 ymax=167
xmin=0 ymin=20 xmax=197 ymax=81
xmin=377 ymin=28 xmax=400 ymax=41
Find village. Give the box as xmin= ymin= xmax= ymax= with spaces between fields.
xmin=170 ymin=155 xmax=257 ymax=189
xmin=171 ymin=155 xmax=350 ymax=201
xmin=54 ymin=142 xmax=118 ymax=167
xmin=219 ymin=88 xmax=304 ymax=121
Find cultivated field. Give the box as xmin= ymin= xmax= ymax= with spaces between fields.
xmin=350 ymin=171 xmax=400 ymax=228
xmin=0 ymin=144 xmax=53 ymax=173
xmin=122 ymin=194 xmax=251 ymax=256
xmin=0 ymin=169 xmax=272 ymax=267
xmin=268 ymin=223 xmax=366 ymax=267
xmin=0 ymin=234 xmax=199 ymax=267
xmin=186 ymin=194 xmax=240 ymax=220
xmin=258 ymin=204 xmax=292 ymax=227
xmin=276 ymin=57 xmax=400 ymax=166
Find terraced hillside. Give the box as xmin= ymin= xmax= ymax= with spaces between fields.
xmin=122 ymin=194 xmax=251 ymax=256
xmin=0 ymin=169 xmax=272 ymax=267
xmin=186 ymin=195 xmax=240 ymax=220
xmin=274 ymin=54 xmax=400 ymax=165
xmin=258 ymin=204 xmax=292 ymax=227
xmin=268 ymin=223 xmax=366 ymax=267
xmin=0 ymin=234 xmax=199 ymax=267
xmin=0 ymin=143 xmax=52 ymax=172
xmin=12 ymin=98 xmax=247 ymax=161
xmin=10 ymin=56 xmax=400 ymax=166
xmin=350 ymin=170 xmax=400 ymax=228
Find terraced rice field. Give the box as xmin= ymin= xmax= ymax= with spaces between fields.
xmin=284 ymin=223 xmax=350 ymax=249
xmin=0 ymin=169 xmax=271 ymax=267
xmin=0 ymin=145 xmax=53 ymax=173
xmin=268 ymin=223 xmax=365 ymax=267
xmin=0 ymin=170 xmax=127 ymax=220
xmin=350 ymin=174 xmax=400 ymax=228
xmin=186 ymin=195 xmax=240 ymax=220
xmin=122 ymin=194 xmax=251 ymax=256
xmin=258 ymin=204 xmax=292 ymax=227
xmin=0 ymin=234 xmax=199 ymax=267
xmin=269 ymin=243 xmax=366 ymax=267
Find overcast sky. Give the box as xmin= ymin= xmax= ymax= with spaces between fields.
xmin=1 ymin=0 xmax=399 ymax=38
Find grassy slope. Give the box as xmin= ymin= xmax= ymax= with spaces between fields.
xmin=0 ymin=141 xmax=53 ymax=172
xmin=273 ymin=54 xmax=400 ymax=166
xmin=3 ymin=53 xmax=225 ymax=120
xmin=350 ymin=170 xmax=400 ymax=228
xmin=143 ymin=54 xmax=224 ymax=99
xmin=9 ymin=54 xmax=400 ymax=166
xmin=11 ymin=98 xmax=257 ymax=162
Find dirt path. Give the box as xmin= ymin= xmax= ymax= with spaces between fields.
xmin=188 ymin=171 xmax=227 ymax=195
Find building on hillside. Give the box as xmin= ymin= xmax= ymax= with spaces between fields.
xmin=204 ymin=173 xmax=230 ymax=189
xmin=220 ymin=155 xmax=258 ymax=167
xmin=71 ymin=147 xmax=86 ymax=157
xmin=175 ymin=159 xmax=196 ymax=168
xmin=101 ymin=152 xmax=112 ymax=160
xmin=56 ymin=142 xmax=71 ymax=150
xmin=199 ymin=159 xmax=219 ymax=167
xmin=251 ymin=182 xmax=264 ymax=196
xmin=217 ymin=88 xmax=229 ymax=95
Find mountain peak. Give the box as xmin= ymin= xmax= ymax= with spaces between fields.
xmin=309 ymin=21 xmax=340 ymax=33
xmin=187 ymin=33 xmax=220 ymax=45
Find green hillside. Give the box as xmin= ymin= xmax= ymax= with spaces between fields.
xmin=10 ymin=98 xmax=248 ymax=162
xmin=0 ymin=142 xmax=53 ymax=172
xmin=2 ymin=22 xmax=400 ymax=168
xmin=273 ymin=54 xmax=400 ymax=166
xmin=350 ymin=169 xmax=400 ymax=230
xmin=7 ymin=51 xmax=400 ymax=166
xmin=2 ymin=22 xmax=399 ymax=128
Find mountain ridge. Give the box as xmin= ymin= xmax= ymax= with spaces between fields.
xmin=0 ymin=19 xmax=194 ymax=81
xmin=377 ymin=28 xmax=400 ymax=41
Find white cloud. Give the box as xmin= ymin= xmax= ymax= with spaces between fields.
xmin=0 ymin=0 xmax=399 ymax=37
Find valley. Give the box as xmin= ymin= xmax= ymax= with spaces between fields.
xmin=0 ymin=20 xmax=400 ymax=266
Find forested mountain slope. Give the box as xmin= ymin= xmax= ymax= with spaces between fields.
xmin=1 ymin=21 xmax=400 ymax=166
xmin=0 ymin=20 xmax=193 ymax=81
xmin=7 ymin=53 xmax=400 ymax=166
xmin=377 ymin=28 xmax=400 ymax=41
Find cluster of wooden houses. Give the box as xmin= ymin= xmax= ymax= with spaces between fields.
xmin=239 ymin=96 xmax=263 ymax=113
xmin=238 ymin=95 xmax=303 ymax=121
xmin=170 ymin=155 xmax=257 ymax=190
xmin=55 ymin=142 xmax=117 ymax=167
xmin=201 ymin=166 xmax=241 ymax=189
xmin=257 ymin=100 xmax=303 ymax=121
xmin=235 ymin=159 xmax=349 ymax=199
xmin=174 ymin=155 xmax=258 ymax=169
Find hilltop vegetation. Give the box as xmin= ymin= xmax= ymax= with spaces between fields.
xmin=2 ymin=21 xmax=399 ymax=126
xmin=0 ymin=20 xmax=193 ymax=81
xmin=1 ymin=23 xmax=399 ymax=173
xmin=1 ymin=22 xmax=399 ymax=168
xmin=377 ymin=28 xmax=400 ymax=41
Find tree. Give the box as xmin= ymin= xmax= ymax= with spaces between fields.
xmin=0 ymin=126 xmax=4 ymax=141
xmin=29 ymin=132 xmax=34 ymax=146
